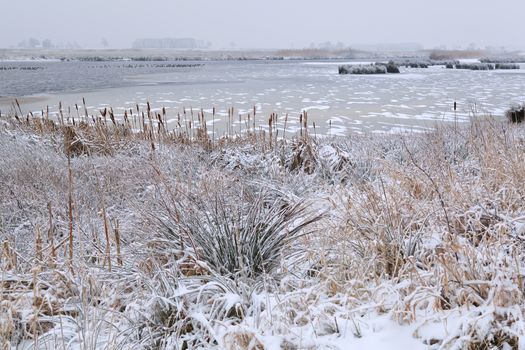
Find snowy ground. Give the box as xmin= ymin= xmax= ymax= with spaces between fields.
xmin=1 ymin=114 xmax=525 ymax=349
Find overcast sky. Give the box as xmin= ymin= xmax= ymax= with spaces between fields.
xmin=1 ymin=0 xmax=523 ymax=49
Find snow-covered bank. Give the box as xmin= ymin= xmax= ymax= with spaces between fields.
xmin=1 ymin=115 xmax=525 ymax=349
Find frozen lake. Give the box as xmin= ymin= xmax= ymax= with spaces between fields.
xmin=1 ymin=59 xmax=524 ymax=135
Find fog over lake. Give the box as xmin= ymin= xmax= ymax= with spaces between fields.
xmin=1 ymin=0 xmax=524 ymax=49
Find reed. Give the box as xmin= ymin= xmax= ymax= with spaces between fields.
xmin=47 ymin=203 xmax=56 ymax=268
xmin=455 ymin=63 xmax=495 ymax=70
xmin=3 ymin=100 xmax=525 ymax=349
xmin=67 ymin=151 xmax=74 ymax=272
xmin=506 ymin=104 xmax=525 ymax=123
xmin=3 ymin=98 xmax=330 ymax=152
xmin=113 ymin=219 xmax=122 ymax=267
xmin=495 ymin=63 xmax=521 ymax=70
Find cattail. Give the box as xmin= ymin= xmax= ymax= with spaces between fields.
xmin=157 ymin=113 xmax=162 ymax=134
xmin=58 ymin=102 xmax=65 ymax=125
xmin=15 ymin=98 xmax=23 ymax=115
xmin=109 ymin=109 xmax=116 ymax=126
xmin=2 ymin=240 xmax=16 ymax=271
xmin=75 ymin=104 xmax=80 ymax=122
xmin=35 ymin=227 xmax=43 ymax=262
xmin=201 ymin=109 xmax=207 ymax=135
xmin=67 ymin=152 xmax=74 ymax=273
xmin=83 ymin=98 xmax=88 ymax=121
xmin=212 ymin=107 xmax=215 ymax=143
xmin=226 ymin=107 xmax=230 ymax=138
xmin=283 ymin=113 xmax=288 ymax=140
xmin=190 ymin=107 xmax=194 ymax=139
xmin=269 ymin=114 xmax=273 ymax=147
xmin=47 ymin=203 xmax=56 ymax=268
xmin=101 ymin=204 xmax=112 ymax=272
xmin=300 ymin=113 xmax=303 ymax=137
xmin=114 ymin=219 xmax=122 ymax=266
xmin=304 ymin=111 xmax=308 ymax=129
xmin=253 ymin=105 xmax=256 ymax=133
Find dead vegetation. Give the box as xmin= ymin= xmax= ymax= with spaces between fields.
xmin=1 ymin=107 xmax=525 ymax=349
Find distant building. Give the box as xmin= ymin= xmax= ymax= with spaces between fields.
xmin=132 ymin=38 xmax=211 ymax=49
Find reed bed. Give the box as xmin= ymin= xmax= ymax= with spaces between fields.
xmin=495 ymin=63 xmax=521 ymax=70
xmin=1 ymin=106 xmax=525 ymax=349
xmin=393 ymin=59 xmax=459 ymax=68
xmin=480 ymin=57 xmax=525 ymax=64
xmin=455 ymin=62 xmax=522 ymax=71
xmin=455 ymin=63 xmax=495 ymax=70
xmin=339 ymin=62 xmax=400 ymax=75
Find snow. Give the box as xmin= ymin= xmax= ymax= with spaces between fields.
xmin=2 ymin=111 xmax=525 ymax=349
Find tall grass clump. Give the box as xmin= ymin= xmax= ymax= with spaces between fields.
xmin=480 ymin=57 xmax=525 ymax=64
xmin=455 ymin=63 xmax=495 ymax=70
xmin=155 ymin=184 xmax=323 ymax=279
xmin=377 ymin=61 xmax=401 ymax=73
xmin=406 ymin=62 xmax=429 ymax=68
xmin=339 ymin=62 xmax=400 ymax=75
xmin=339 ymin=64 xmax=387 ymax=74
xmin=506 ymin=104 xmax=525 ymax=123
xmin=495 ymin=63 xmax=521 ymax=70
xmin=339 ymin=64 xmax=386 ymax=74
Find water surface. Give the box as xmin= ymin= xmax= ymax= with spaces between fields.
xmin=1 ymin=59 xmax=524 ymax=135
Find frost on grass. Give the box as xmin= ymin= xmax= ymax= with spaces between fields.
xmin=1 ymin=115 xmax=525 ymax=349
xmin=339 ymin=62 xmax=400 ymax=75
xmin=339 ymin=64 xmax=387 ymax=75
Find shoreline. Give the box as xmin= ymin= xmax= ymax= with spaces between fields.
xmin=2 ymin=47 xmax=523 ymax=62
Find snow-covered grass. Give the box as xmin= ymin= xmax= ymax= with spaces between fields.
xmin=506 ymin=104 xmax=525 ymax=123
xmin=2 ymin=112 xmax=525 ymax=349
xmin=495 ymin=63 xmax=521 ymax=70
xmin=339 ymin=62 xmax=400 ymax=75
xmin=480 ymin=57 xmax=525 ymax=64
xmin=455 ymin=63 xmax=495 ymax=71
xmin=339 ymin=64 xmax=387 ymax=75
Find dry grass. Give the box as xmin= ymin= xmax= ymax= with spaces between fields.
xmin=428 ymin=49 xmax=487 ymax=60
xmin=0 ymin=108 xmax=524 ymax=349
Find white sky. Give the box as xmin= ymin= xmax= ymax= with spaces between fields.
xmin=0 ymin=0 xmax=523 ymax=49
